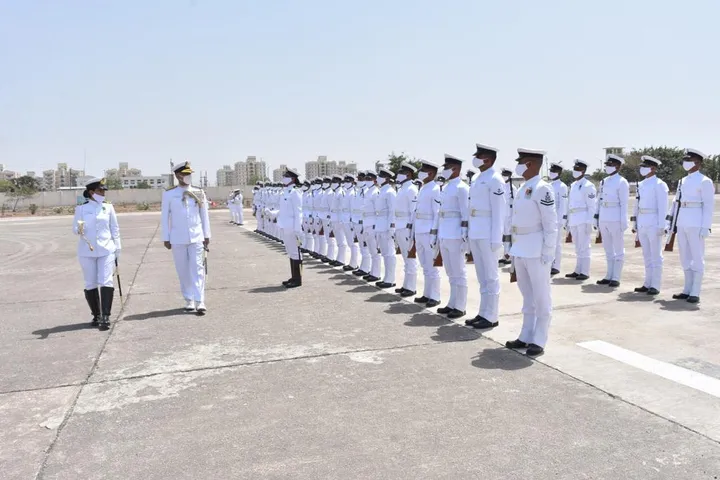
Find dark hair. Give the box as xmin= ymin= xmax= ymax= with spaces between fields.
xmin=83 ymin=189 xmax=90 ymax=199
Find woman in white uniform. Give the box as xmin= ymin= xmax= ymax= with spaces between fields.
xmin=277 ymin=168 xmax=304 ymax=288
xmin=73 ymin=178 xmax=121 ymax=330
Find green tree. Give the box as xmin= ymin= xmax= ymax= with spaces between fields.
xmin=106 ymin=177 xmax=124 ymax=190
xmin=559 ymin=170 xmax=575 ymax=186
xmin=136 ymin=180 xmax=151 ymax=189
xmin=376 ymin=152 xmax=423 ymax=175
xmin=247 ymin=175 xmax=263 ymax=185
xmin=4 ymin=176 xmax=40 ymax=212
xmin=702 ymin=154 xmax=720 ymax=183
xmin=621 ymin=146 xmax=685 ymax=190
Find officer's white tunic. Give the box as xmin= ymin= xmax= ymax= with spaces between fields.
xmin=502 ymin=181 xmax=518 ymax=257
xmin=347 ymin=185 xmax=363 ymax=269
xmin=338 ymin=185 xmax=357 ymax=267
xmin=551 ymin=179 xmax=568 ymax=271
xmin=234 ymin=192 xmax=244 ymax=224
xmin=414 ymin=180 xmax=442 ymax=301
xmin=354 ymin=185 xmax=371 ymax=272
xmin=597 ymin=174 xmax=630 ymax=281
xmin=394 ymin=181 xmax=419 ymax=292
xmin=301 ymin=189 xmax=314 ymax=251
xmin=375 ymin=182 xmax=398 ymax=284
xmin=278 ymin=186 xmax=304 ymax=260
xmin=73 ymin=199 xmax=121 ymax=290
xmin=161 ymin=185 xmax=211 ymax=303
xmin=362 ymin=184 xmax=381 ymax=277
xmin=311 ymin=188 xmax=326 ymax=255
xmin=567 ymin=177 xmax=597 ymax=275
xmin=468 ymin=167 xmax=506 ymax=322
xmin=634 ymin=175 xmax=669 ymax=290
xmin=331 ymin=186 xmax=348 ymax=264
xmin=435 ymin=176 xmax=470 ymax=311
xmin=510 ymin=175 xmax=558 ymax=347
xmin=674 ymin=171 xmax=715 ymax=296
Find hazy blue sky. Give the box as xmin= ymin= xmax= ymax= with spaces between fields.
xmin=1 ymin=0 xmax=718 ymax=181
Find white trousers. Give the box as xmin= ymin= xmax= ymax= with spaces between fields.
xmin=569 ymin=224 xmax=592 ymax=275
xmin=314 ymin=218 xmax=326 ymax=255
xmin=638 ymin=226 xmax=663 ymax=290
xmin=324 ymin=219 xmax=337 ymax=260
xmin=415 ymin=233 xmax=441 ymax=301
xmin=396 ymin=227 xmax=418 ymax=292
xmin=552 ymin=223 xmax=563 ymax=270
xmin=503 ymin=215 xmax=512 ymax=257
xmin=468 ymin=239 xmax=500 ymax=321
xmin=515 ymin=256 xmax=552 ymax=348
xmin=333 ymin=221 xmax=347 ymax=264
xmin=343 ymin=223 xmax=359 ymax=268
xmin=678 ymin=226 xmax=705 ymax=296
xmin=229 ymin=206 xmax=235 ymax=222
xmin=171 ymin=243 xmax=206 ymax=303
xmin=282 ymin=228 xmax=301 ymax=260
xmin=599 ymin=221 xmax=625 ymax=281
xmin=440 ymin=238 xmax=468 ymax=311
xmin=377 ymin=231 xmax=396 ymax=284
xmin=359 ymin=225 xmax=371 ymax=272
xmin=365 ymin=226 xmax=381 ymax=277
xmin=236 ymin=207 xmax=244 ymax=224
xmin=79 ymin=254 xmax=115 ymax=290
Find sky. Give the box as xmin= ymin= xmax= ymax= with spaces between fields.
xmin=1 ymin=0 xmax=719 ymax=183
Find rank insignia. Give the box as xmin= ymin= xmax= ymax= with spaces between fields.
xmin=525 ymin=187 xmax=533 ymax=199
xmin=540 ymin=191 xmax=555 ymax=206
xmin=494 ymin=188 xmax=504 ymax=196
xmin=588 ymin=193 xmax=596 ymax=199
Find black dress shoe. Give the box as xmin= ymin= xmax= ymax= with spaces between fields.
xmin=400 ymin=290 xmax=416 ymax=298
xmin=687 ymin=296 xmax=700 ymax=304
xmin=608 ymin=280 xmax=620 ymax=287
xmin=447 ymin=309 xmax=465 ymax=319
xmin=646 ymin=288 xmax=660 ymax=295
xmin=575 ymin=274 xmax=589 ymax=281
xmin=320 ymin=257 xmax=330 ymax=263
xmin=362 ymin=274 xmax=372 ymax=280
xmin=526 ymin=344 xmax=545 ymax=356
xmin=672 ymin=293 xmax=689 ymax=300
xmin=330 ymin=260 xmax=343 ymax=267
xmin=596 ymin=278 xmax=610 ymax=285
xmin=376 ymin=282 xmax=395 ymax=289
xmin=550 ymin=268 xmax=559 ymax=276
xmin=343 ymin=265 xmax=356 ymax=271
xmin=634 ymin=286 xmax=649 ymax=293
xmin=466 ymin=316 xmax=498 ymax=329
xmin=565 ymin=272 xmax=578 ymax=278
xmin=506 ymin=339 xmax=528 ymax=349
xmin=414 ymin=296 xmax=430 ymax=303
xmin=437 ymin=306 xmax=452 ymax=314
xmin=365 ymin=276 xmax=380 ymax=282
xmin=395 ymin=287 xmax=404 ymax=294
xmin=426 ymin=299 xmax=440 ymax=308
xmin=353 ymin=270 xmax=367 ymax=276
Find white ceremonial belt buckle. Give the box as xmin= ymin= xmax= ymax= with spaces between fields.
xmin=395 ymin=212 xmax=409 ymax=217
xmin=511 ymin=225 xmax=542 ymax=235
xmin=439 ymin=211 xmax=461 ymax=218
xmin=639 ymin=208 xmax=657 ymax=214
xmin=602 ymin=202 xmax=620 ymax=208
xmin=415 ymin=213 xmax=432 ymax=220
xmin=470 ymin=209 xmax=491 ymax=217
xmin=681 ymin=201 xmax=702 ymax=208
xmin=569 ymin=207 xmax=588 ymax=214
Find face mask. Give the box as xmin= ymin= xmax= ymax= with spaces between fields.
xmin=92 ymin=193 xmax=105 ymax=203
xmin=572 ymin=170 xmax=583 ymax=179
xmin=367 ymin=180 xmax=376 ymax=187
xmin=604 ymin=166 xmax=617 ymax=174
xmin=514 ymin=163 xmax=528 ymax=177
xmin=331 ymin=182 xmax=339 ymax=189
xmin=683 ymin=161 xmax=695 ymax=171
xmin=181 ymin=175 xmax=191 ymax=185
xmin=417 ymin=172 xmax=429 ymax=182
xmin=549 ymin=172 xmax=559 ymax=180
xmin=472 ymin=158 xmax=483 ymax=169
xmin=282 ymin=177 xmax=293 ymax=186
xmin=441 ymin=168 xmax=453 ymax=179
xmin=639 ymin=167 xmax=651 ymax=177
xmin=322 ymin=183 xmax=330 ymax=188
xmin=343 ymin=182 xmax=351 ymax=189
xmin=302 ymin=185 xmax=309 ymax=191
xmin=396 ymin=174 xmax=407 ymax=183
xmin=378 ymin=177 xmax=387 ymax=186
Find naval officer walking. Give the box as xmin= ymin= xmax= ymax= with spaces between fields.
xmin=505 ymin=149 xmax=558 ymax=356
xmin=161 ymin=161 xmax=211 ymax=314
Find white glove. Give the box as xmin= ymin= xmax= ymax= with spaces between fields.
xmin=657 ymin=227 xmax=666 ymax=237
xmin=541 ymin=254 xmax=553 ymax=265
xmin=700 ymin=228 xmax=710 ymax=238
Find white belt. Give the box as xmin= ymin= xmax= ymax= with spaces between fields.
xmin=317 ymin=207 xmax=329 ymax=212
xmin=681 ymin=201 xmax=703 ymax=208
xmin=601 ymin=201 xmax=620 ymax=208
xmin=415 ymin=213 xmax=433 ymax=220
xmin=341 ymin=208 xmax=350 ymax=213
xmin=511 ymin=224 xmax=542 ymax=235
xmin=638 ymin=208 xmax=657 ymax=214
xmin=395 ymin=211 xmax=410 ymax=218
xmin=569 ymin=207 xmax=588 ymax=214
xmin=363 ymin=212 xmax=375 ymax=218
xmin=351 ymin=209 xmax=363 ymax=214
xmin=375 ymin=209 xmax=389 ymax=215
xmin=470 ymin=209 xmax=491 ymax=217
xmin=439 ymin=211 xmax=461 ymax=218
xmin=330 ymin=209 xmax=339 ymax=213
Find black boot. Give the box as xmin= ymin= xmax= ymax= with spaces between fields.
xmin=282 ymin=259 xmax=294 ymax=286
xmin=84 ymin=289 xmax=100 ymax=326
xmin=99 ymin=287 xmax=114 ymax=330
xmin=285 ymin=259 xmax=302 ymax=288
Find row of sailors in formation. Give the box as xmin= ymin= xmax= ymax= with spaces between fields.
xmin=251 ymin=145 xmax=714 ymax=356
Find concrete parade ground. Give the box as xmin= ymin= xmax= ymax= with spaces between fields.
xmin=2 ymin=204 xmax=720 ymax=480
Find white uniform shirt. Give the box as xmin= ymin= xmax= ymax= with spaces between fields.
xmin=73 ymin=199 xmax=121 ymax=257
xmin=302 ymin=189 xmax=313 ymax=219
xmin=394 ymin=181 xmax=419 ymax=228
xmin=362 ymin=185 xmax=380 ymax=228
xmin=675 ymin=171 xmax=715 ymax=229
xmin=161 ymin=186 xmax=212 ymax=245
xmin=277 ymin=186 xmax=303 ymax=233
xmin=350 ymin=186 xmax=365 ymax=224
xmin=329 ymin=187 xmax=343 ymax=222
xmin=235 ymin=192 xmax=243 ymax=207
xmin=415 ymin=180 xmax=441 ymax=235
xmin=319 ymin=188 xmax=332 ymax=221
xmin=551 ymin=179 xmax=569 ymax=225
xmin=509 ymin=175 xmax=558 ymax=258
xmin=468 ymin=168 xmax=506 ymax=242
xmin=374 ymin=183 xmax=397 ymax=232
xmin=311 ymin=188 xmax=323 ymax=222
xmin=598 ymin=174 xmax=629 ymax=224
xmin=338 ymin=187 xmax=352 ymax=223
xmin=567 ymin=177 xmax=597 ymax=227
xmin=635 ymin=176 xmax=669 ymax=229
xmin=504 ymin=181 xmax=517 ymax=222
xmin=435 ymin=177 xmax=470 ymax=240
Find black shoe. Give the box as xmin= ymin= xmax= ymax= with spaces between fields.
xmin=596 ymin=278 xmax=610 ymax=285
xmin=365 ymin=276 xmax=380 ymax=282
xmin=608 ymin=280 xmax=620 ymax=287
xmin=84 ymin=289 xmax=101 ymax=327
xmin=550 ymin=268 xmax=559 ymax=276
xmin=634 ymin=286 xmax=649 ymax=293
xmin=362 ymin=274 xmax=371 ymax=280
xmin=687 ymin=296 xmax=700 ymax=304
xmin=285 ymin=259 xmax=303 ymax=288
xmin=437 ymin=306 xmax=452 ymax=314
xmin=330 ymin=260 xmax=343 ymax=267
xmin=282 ymin=278 xmax=293 ymax=286
xmin=395 ymin=287 xmax=404 ymax=294
xmin=99 ymin=287 xmax=114 ymax=330
xmin=426 ymin=300 xmax=440 ymax=308
xmin=526 ymin=344 xmax=545 ymax=356
xmin=284 ymin=279 xmax=301 ymax=288
xmin=99 ymin=315 xmax=111 ymax=331
xmin=672 ymin=293 xmax=689 ymax=300
xmin=343 ymin=265 xmax=356 ymax=271
xmin=565 ymin=272 xmax=578 ymax=278
xmin=575 ymin=274 xmax=589 ymax=281
xmin=376 ymin=282 xmax=395 ymax=289
xmin=647 ymin=288 xmax=660 ymax=295
xmin=471 ymin=317 xmax=499 ymax=329
xmin=414 ymin=296 xmax=430 ymax=303
xmin=400 ymin=290 xmax=416 ymax=298
xmin=506 ymin=339 xmax=529 ymax=349
xmin=447 ymin=309 xmax=465 ymax=319
xmin=353 ymin=270 xmax=367 ymax=276
xmin=320 ymin=257 xmax=330 ymax=263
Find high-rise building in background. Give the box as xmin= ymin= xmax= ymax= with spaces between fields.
xmin=272 ymin=164 xmax=288 ymax=182
xmin=604 ymin=147 xmax=624 ymax=157
xmin=304 ymin=156 xmax=357 ymax=179
xmin=216 ymin=156 xmax=269 ymax=187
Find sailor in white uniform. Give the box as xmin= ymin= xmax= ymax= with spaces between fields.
xmin=234 ymin=189 xmax=244 ymax=225
xmin=310 ymin=178 xmax=325 ymax=259
xmin=300 ymin=180 xmax=313 ymax=254
xmin=548 ymin=161 xmax=568 ymax=276
xmin=393 ymin=162 xmax=419 ymax=297
xmin=499 ymin=168 xmax=516 ymax=265
xmin=413 ymin=160 xmax=442 ymax=307
xmin=360 ymin=172 xmax=382 ymax=282
xmin=161 ymin=161 xmax=211 ymax=314
xmin=670 ymin=148 xmax=715 ymax=304
xmin=631 ymin=155 xmax=669 ymax=295
xmin=73 ymin=177 xmax=121 ymax=330
xmin=340 ymin=174 xmax=360 ymax=271
xmin=505 ymin=149 xmax=558 ymax=357
xmin=565 ymin=159 xmax=597 ymax=281
xmin=351 ymin=172 xmax=369 ymax=275
xmin=278 ymin=168 xmax=304 ymax=288
xmin=596 ymin=154 xmax=630 ymax=287
xmin=465 ymin=144 xmax=506 ymax=329
xmin=374 ymin=167 xmax=398 ymax=288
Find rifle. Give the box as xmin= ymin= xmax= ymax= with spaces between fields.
xmin=594 ymin=179 xmax=604 ymax=244
xmin=506 ymin=180 xmax=515 ymax=257
xmin=466 ymin=252 xmax=473 ymax=263
xmin=632 ymin=181 xmax=640 ymax=248
xmin=433 ymin=252 xmax=443 ymax=267
xmin=565 ymin=231 xmax=573 ymax=243
xmin=509 ymin=258 xmax=517 ymax=283
xmin=665 ymin=178 xmax=683 ymax=252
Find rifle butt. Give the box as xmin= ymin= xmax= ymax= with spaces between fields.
xmin=433 ymin=252 xmax=443 ymax=267
xmin=664 ymin=233 xmax=676 ymax=252
xmin=595 ymin=233 xmax=603 ymax=244
xmin=565 ymin=232 xmax=573 ymax=243
xmin=408 ymin=243 xmax=417 ymax=259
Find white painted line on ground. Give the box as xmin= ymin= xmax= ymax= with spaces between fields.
xmin=578 ymin=340 xmax=720 ymax=399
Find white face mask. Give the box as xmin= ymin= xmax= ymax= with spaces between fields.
xmin=514 ymin=163 xmax=528 ymax=177
xmin=441 ymin=168 xmax=453 ymax=179
xmin=604 ymin=165 xmax=617 ymax=175
xmin=302 ymin=185 xmax=310 ymax=191
xmin=378 ymin=177 xmax=387 ymax=186
xmin=549 ymin=172 xmax=559 ymax=180
xmin=343 ymin=182 xmax=352 ymax=189
xmin=396 ymin=173 xmax=407 ymax=183
xmin=417 ymin=171 xmax=429 ymax=182
xmin=639 ymin=167 xmax=651 ymax=177
xmin=92 ymin=193 xmax=105 ymax=203
xmin=180 ymin=174 xmax=191 ymax=185
xmin=572 ymin=170 xmax=583 ymax=179
xmin=472 ymin=157 xmax=483 ymax=169
xmin=683 ymin=161 xmax=695 ymax=171
xmin=331 ymin=182 xmax=339 ymax=189
xmin=322 ymin=182 xmax=330 ymax=188
xmin=367 ymin=180 xmax=376 ymax=187
xmin=282 ymin=177 xmax=293 ymax=186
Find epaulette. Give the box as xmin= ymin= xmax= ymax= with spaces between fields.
xmin=83 ymin=200 xmax=89 ymax=205
xmin=103 ymin=200 xmax=112 ymax=204
xmin=166 ymin=186 xmax=178 ymax=191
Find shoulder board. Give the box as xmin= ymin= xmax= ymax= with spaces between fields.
xmin=103 ymin=200 xmax=111 ymax=204
xmin=166 ymin=186 xmax=178 ymax=191
xmin=82 ymin=200 xmax=89 ymax=205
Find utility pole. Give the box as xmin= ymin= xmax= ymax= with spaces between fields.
xmin=169 ymin=159 xmax=175 ymax=187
